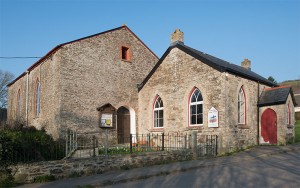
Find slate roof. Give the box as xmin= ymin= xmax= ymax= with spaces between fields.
xmin=258 ymin=86 xmax=297 ymax=107
xmin=138 ymin=42 xmax=277 ymax=92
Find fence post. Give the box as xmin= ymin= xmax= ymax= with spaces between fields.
xmin=162 ymin=133 xmax=164 ymax=151
xmin=72 ymin=130 xmax=75 ymax=150
xmin=75 ymin=130 xmax=78 ymax=149
xmin=184 ymin=133 xmax=187 ymax=149
xmin=93 ymin=136 xmax=96 ymax=157
xmin=191 ymin=131 xmax=197 ymax=159
xmin=65 ymin=130 xmax=69 ymax=157
xmin=216 ymin=135 xmax=218 ymax=156
xmin=69 ymin=130 xmax=72 ymax=151
xmin=147 ymin=133 xmax=150 ymax=149
xmin=130 ymin=134 xmax=133 ymax=154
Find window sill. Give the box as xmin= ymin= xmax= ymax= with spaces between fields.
xmin=187 ymin=125 xmax=203 ymax=130
xmin=151 ymin=128 xmax=164 ymax=132
xmin=287 ymin=124 xmax=294 ymax=129
xmin=121 ymin=59 xmax=132 ymax=63
xmin=238 ymin=124 xmax=250 ymax=129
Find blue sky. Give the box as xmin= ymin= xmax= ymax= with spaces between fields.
xmin=0 ymin=0 xmax=299 ymax=82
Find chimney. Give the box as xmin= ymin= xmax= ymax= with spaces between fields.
xmin=241 ymin=58 xmax=251 ymax=70
xmin=171 ymin=29 xmax=184 ymax=44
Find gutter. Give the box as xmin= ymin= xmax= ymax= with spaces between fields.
xmin=257 ymin=81 xmax=260 ymax=145
xmin=25 ymin=71 xmax=29 ymax=127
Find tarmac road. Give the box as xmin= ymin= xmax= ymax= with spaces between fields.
xmin=104 ymin=148 xmax=300 ymax=188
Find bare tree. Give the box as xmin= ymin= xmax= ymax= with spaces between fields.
xmin=0 ymin=70 xmax=14 ymax=108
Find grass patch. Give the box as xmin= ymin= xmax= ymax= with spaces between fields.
xmin=98 ymin=146 xmax=158 ymax=155
xmin=295 ymin=120 xmax=300 ymax=143
xmin=33 ymin=175 xmax=55 ymax=183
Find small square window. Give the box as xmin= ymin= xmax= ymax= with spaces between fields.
xmin=121 ymin=46 xmax=130 ymax=61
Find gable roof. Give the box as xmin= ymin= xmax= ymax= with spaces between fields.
xmin=8 ymin=25 xmax=158 ymax=87
xmin=138 ymin=42 xmax=277 ymax=92
xmin=258 ymin=86 xmax=297 ymax=107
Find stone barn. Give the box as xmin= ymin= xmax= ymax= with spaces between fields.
xmin=7 ymin=27 xmax=296 ymax=153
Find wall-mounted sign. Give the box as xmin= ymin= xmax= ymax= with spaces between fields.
xmin=100 ymin=114 xmax=113 ymax=128
xmin=208 ymin=107 xmax=218 ymax=128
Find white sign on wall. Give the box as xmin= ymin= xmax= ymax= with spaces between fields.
xmin=208 ymin=107 xmax=218 ymax=128
xmin=100 ymin=114 xmax=113 ymax=128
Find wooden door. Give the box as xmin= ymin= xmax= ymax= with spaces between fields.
xmin=117 ymin=107 xmax=130 ymax=144
xmin=261 ymin=108 xmax=277 ymax=144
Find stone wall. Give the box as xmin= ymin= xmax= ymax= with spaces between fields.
xmin=138 ymin=47 xmax=271 ymax=154
xmin=14 ymin=150 xmax=193 ymax=184
xmin=222 ymin=71 xmax=268 ymax=152
xmin=58 ymin=27 xmax=158 ymax=140
xmin=7 ymin=26 xmax=158 ymax=140
xmin=259 ymin=94 xmax=295 ymax=145
xmin=7 ymin=73 xmax=27 ymax=127
xmin=7 ymin=53 xmax=62 ymax=138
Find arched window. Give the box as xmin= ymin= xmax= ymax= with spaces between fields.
xmin=17 ymin=89 xmax=21 ymax=118
xmin=189 ymin=88 xmax=203 ymax=125
xmin=153 ymin=96 xmax=164 ymax=128
xmin=238 ymin=86 xmax=246 ymax=124
xmin=36 ymin=79 xmax=41 ymax=117
xmin=287 ymin=102 xmax=291 ymax=125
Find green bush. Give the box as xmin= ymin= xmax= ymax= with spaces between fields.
xmin=0 ymin=126 xmax=65 ymax=186
xmin=0 ymin=126 xmax=65 ymax=163
xmin=0 ymin=133 xmax=16 ymax=187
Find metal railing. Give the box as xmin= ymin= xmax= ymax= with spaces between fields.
xmin=65 ymin=131 xmax=218 ymax=158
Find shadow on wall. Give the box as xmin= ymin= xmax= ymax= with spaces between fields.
xmin=56 ymin=111 xmax=117 ymax=143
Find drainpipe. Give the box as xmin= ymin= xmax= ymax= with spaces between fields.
xmin=25 ymin=70 xmax=29 ymax=127
xmin=257 ymin=81 xmax=260 ymax=145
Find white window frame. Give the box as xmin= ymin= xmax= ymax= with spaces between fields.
xmin=189 ymin=88 xmax=203 ymax=126
xmin=153 ymin=96 xmax=164 ymax=128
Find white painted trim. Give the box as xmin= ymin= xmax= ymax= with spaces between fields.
xmin=119 ymin=105 xmax=137 ymax=143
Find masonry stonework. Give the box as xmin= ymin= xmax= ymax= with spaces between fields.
xmin=7 ymin=26 xmax=158 ymax=140
xmin=259 ymin=94 xmax=296 ymax=145
xmin=7 ymin=27 xmax=296 ymax=152
xmin=138 ymin=47 xmax=277 ymax=154
xmin=14 ymin=151 xmax=193 ymax=184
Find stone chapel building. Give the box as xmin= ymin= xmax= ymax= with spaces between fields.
xmin=7 ymin=26 xmax=296 ymax=153
xmin=7 ymin=25 xmax=158 ymax=140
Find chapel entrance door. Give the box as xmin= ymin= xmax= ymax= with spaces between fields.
xmin=117 ymin=106 xmax=130 ymax=144
xmin=261 ymin=108 xmax=277 ymax=144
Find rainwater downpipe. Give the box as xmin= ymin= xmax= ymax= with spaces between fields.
xmin=257 ymin=81 xmax=260 ymax=145
xmin=25 ymin=70 xmax=29 ymax=127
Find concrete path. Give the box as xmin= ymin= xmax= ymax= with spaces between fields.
xmin=18 ymin=143 xmax=300 ymax=188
